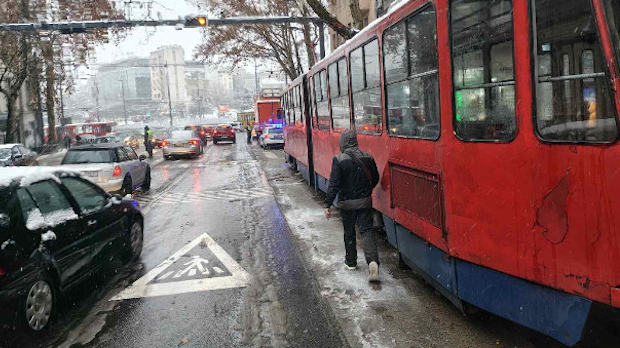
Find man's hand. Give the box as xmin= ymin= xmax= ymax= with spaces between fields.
xmin=324 ymin=208 xmax=331 ymax=220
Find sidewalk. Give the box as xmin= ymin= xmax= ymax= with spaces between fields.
xmin=253 ymin=147 xmax=539 ymax=348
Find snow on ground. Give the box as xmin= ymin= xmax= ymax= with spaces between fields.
xmin=257 ymin=150 xmax=534 ymax=348
xmin=41 ymin=230 xmax=57 ymax=242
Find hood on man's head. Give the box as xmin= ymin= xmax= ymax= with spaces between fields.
xmin=340 ymin=129 xmax=358 ymax=152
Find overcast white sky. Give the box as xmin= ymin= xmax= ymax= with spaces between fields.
xmin=92 ymin=0 xmax=206 ymax=64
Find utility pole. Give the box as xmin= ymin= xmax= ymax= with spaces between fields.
xmin=165 ymin=59 xmax=173 ymax=126
xmin=254 ymin=58 xmax=259 ymax=97
xmin=197 ymin=76 xmax=202 ymax=121
xmin=120 ymin=76 xmax=127 ymax=125
xmin=93 ymin=72 xmax=100 ymax=122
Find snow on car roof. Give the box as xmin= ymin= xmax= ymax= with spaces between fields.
xmin=0 ymin=166 xmax=79 ymax=188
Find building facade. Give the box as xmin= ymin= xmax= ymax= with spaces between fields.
xmin=149 ymin=45 xmax=188 ymax=103
xmin=328 ymin=0 xmax=377 ymax=50
xmin=97 ymin=58 xmax=152 ymax=104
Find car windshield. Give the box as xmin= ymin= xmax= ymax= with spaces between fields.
xmin=62 ymin=149 xmax=113 ymax=164
xmin=0 ymin=149 xmax=11 ymax=160
xmin=170 ymin=130 xmax=194 ymax=140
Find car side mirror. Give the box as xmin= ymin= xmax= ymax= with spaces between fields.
xmin=13 ymin=154 xmax=22 ymax=159
xmin=139 ymin=155 xmax=147 ymax=161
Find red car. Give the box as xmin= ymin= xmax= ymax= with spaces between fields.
xmin=213 ymin=125 xmax=235 ymax=145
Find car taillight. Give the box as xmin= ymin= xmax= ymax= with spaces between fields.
xmin=264 ymin=134 xmax=270 ymax=139
xmin=0 ymin=266 xmax=5 ymax=278
xmin=162 ymin=141 xmax=169 ymax=146
xmin=113 ymin=165 xmax=122 ymax=177
xmin=189 ymin=139 xmax=199 ymax=145
xmin=199 ymin=131 xmax=205 ymax=135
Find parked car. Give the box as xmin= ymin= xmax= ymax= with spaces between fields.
xmin=93 ymin=134 xmax=121 ymax=144
xmin=213 ymin=125 xmax=236 ymax=145
xmin=0 ymin=167 xmax=143 ymax=332
xmin=259 ymin=126 xmax=284 ymax=149
xmin=61 ymin=144 xmax=151 ymax=195
xmin=162 ymin=130 xmax=203 ymax=160
xmin=0 ymin=144 xmax=38 ymax=166
xmin=123 ymin=135 xmax=141 ymax=150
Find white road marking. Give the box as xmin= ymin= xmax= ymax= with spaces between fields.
xmin=111 ymin=233 xmax=250 ymax=300
xmin=157 ymin=271 xmax=174 ymax=280
xmin=213 ymin=267 xmax=224 ymax=274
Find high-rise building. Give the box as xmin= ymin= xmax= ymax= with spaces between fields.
xmin=149 ymin=45 xmax=188 ymax=103
xmin=97 ymin=58 xmax=152 ymax=103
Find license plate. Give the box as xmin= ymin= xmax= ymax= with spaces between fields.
xmin=174 ymin=144 xmax=187 ymax=147
xmin=83 ymin=171 xmax=98 ymax=177
xmin=273 ymin=135 xmax=283 ymax=139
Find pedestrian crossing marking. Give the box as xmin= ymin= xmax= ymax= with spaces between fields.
xmin=133 ymin=187 xmax=273 ymax=207
xmin=111 ymin=233 xmax=250 ymax=300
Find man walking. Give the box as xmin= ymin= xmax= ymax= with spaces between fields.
xmin=324 ymin=130 xmax=380 ymax=282
xmin=246 ymin=124 xmax=252 ymax=144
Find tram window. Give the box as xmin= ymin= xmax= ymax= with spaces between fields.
xmin=365 ymin=40 xmax=380 ymax=87
xmin=316 ymin=70 xmax=331 ymax=131
xmin=351 ymin=47 xmax=364 ymax=93
xmin=534 ymin=0 xmax=618 ymax=143
xmin=329 ymin=58 xmax=352 ymax=132
xmin=451 ymin=0 xmax=516 ymax=142
xmin=384 ymin=22 xmax=407 ymax=84
xmin=604 ymin=0 xmax=620 ymax=75
xmin=352 ymin=39 xmax=382 ymax=135
xmin=383 ymin=6 xmax=440 ymax=139
xmin=309 ymin=76 xmax=316 ymax=129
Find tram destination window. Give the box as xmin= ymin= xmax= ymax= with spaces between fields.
xmin=329 ymin=58 xmax=352 ymax=132
xmin=451 ymin=0 xmax=516 ymax=141
xmin=383 ymin=6 xmax=440 ymax=139
xmin=535 ymin=0 xmax=618 ymax=143
xmin=351 ymin=39 xmax=382 ymax=135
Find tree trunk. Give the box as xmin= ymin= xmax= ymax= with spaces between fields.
xmin=349 ymin=0 xmax=365 ymax=30
xmin=5 ymin=93 xmax=19 ymax=143
xmin=45 ymin=54 xmax=57 ymax=144
xmin=302 ymin=23 xmax=316 ymax=68
xmin=305 ymin=0 xmax=355 ymax=40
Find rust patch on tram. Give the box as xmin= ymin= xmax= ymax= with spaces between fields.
xmin=536 ymin=171 xmax=570 ymax=244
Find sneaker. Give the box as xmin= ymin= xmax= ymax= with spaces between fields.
xmin=345 ymin=263 xmax=357 ymax=270
xmin=368 ymin=261 xmax=379 ymax=282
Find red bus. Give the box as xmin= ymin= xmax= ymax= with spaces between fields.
xmin=281 ymin=0 xmax=620 ymax=345
xmin=45 ymin=121 xmax=117 ymax=141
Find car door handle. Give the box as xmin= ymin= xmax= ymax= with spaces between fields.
xmin=87 ymin=220 xmax=97 ymax=226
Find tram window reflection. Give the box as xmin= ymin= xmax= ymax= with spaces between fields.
xmin=451 ymin=0 xmax=516 ymax=141
xmin=535 ymin=0 xmax=618 ymax=143
xmin=383 ymin=5 xmax=440 ymax=139
xmin=329 ymin=58 xmax=352 ymax=132
xmin=351 ymin=39 xmax=382 ymax=135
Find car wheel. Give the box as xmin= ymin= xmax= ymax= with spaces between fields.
xmin=142 ymin=169 xmax=151 ymax=191
xmin=213 ymin=140 xmax=218 ymax=145
xmin=164 ymin=155 xmax=170 ymax=160
xmin=125 ymin=220 xmax=143 ymax=261
xmin=232 ymin=138 xmax=236 ymax=144
xmin=121 ymin=176 xmax=132 ymax=195
xmin=20 ymin=274 xmax=55 ymax=332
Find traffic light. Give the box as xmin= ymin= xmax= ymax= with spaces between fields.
xmin=186 ymin=16 xmax=208 ymax=27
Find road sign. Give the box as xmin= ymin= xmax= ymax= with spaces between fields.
xmin=111 ymin=233 xmax=249 ymax=300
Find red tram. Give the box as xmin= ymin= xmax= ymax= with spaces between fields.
xmin=281 ymin=0 xmax=620 ymax=345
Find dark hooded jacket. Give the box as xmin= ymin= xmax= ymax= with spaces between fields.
xmin=324 ymin=130 xmax=380 ymax=210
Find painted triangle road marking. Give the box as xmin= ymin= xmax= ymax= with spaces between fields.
xmin=111 ymin=233 xmax=250 ymax=300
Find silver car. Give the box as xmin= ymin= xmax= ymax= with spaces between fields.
xmin=162 ymin=130 xmax=203 ymax=159
xmin=60 ymin=143 xmax=151 ymax=194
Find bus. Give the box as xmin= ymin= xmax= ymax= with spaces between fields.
xmin=280 ymin=0 xmax=620 ymax=346
xmin=45 ymin=121 xmax=117 ymax=142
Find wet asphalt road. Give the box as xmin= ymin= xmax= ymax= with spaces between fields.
xmin=1 ymin=134 xmax=346 ymax=348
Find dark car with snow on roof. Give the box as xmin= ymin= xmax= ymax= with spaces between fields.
xmin=0 ymin=167 xmax=143 ymax=332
